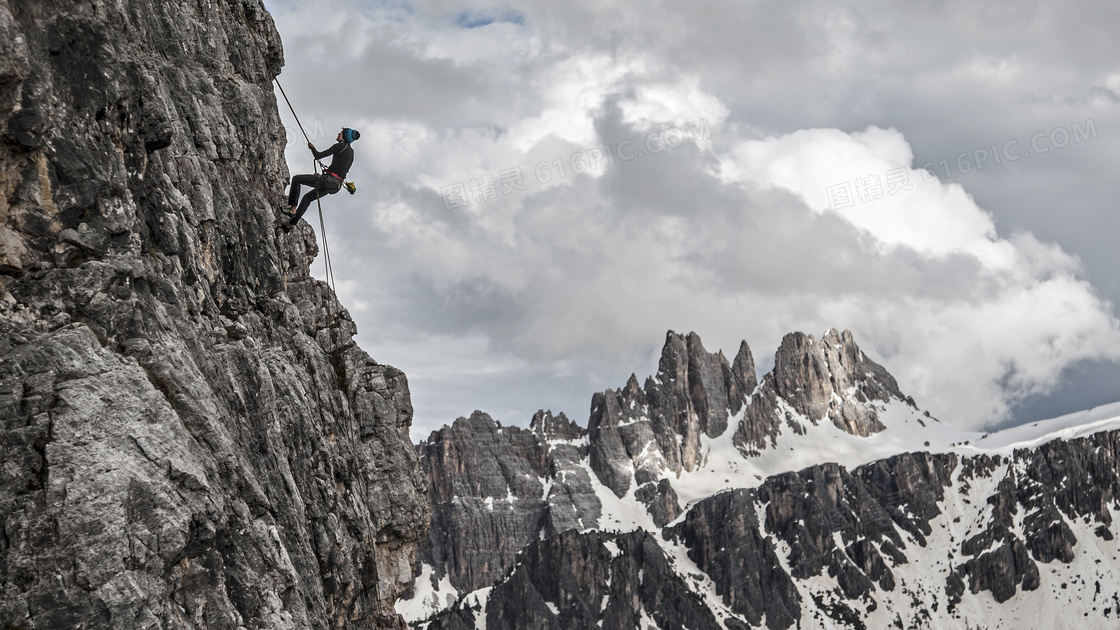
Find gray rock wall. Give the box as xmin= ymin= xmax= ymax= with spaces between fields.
xmin=734 ymin=329 xmax=905 ymax=454
xmin=425 ymin=430 xmax=1120 ymax=629
xmin=0 ymin=1 xmax=428 ymax=628
xmin=426 ymin=529 xmax=723 ymax=630
xmin=588 ymin=330 xmax=755 ymax=502
xmin=666 ymin=431 xmax=1120 ymax=628
xmin=415 ymin=411 xmax=599 ymax=598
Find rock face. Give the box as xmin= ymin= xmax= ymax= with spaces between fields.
xmin=734 ymin=329 xmax=906 ymax=453
xmin=589 ymin=331 xmax=755 ymax=510
xmin=423 ymin=429 xmax=1120 ymax=629
xmin=0 ymin=1 xmax=428 ymax=628
xmin=426 ymin=529 xmax=723 ymax=630
xmin=412 ymin=411 xmax=599 ymax=608
xmin=666 ymin=432 xmax=1120 ymax=628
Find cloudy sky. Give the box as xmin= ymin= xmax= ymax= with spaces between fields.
xmin=263 ymin=0 xmax=1120 ymax=440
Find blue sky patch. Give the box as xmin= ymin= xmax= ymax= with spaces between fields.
xmin=453 ymin=7 xmax=526 ymax=28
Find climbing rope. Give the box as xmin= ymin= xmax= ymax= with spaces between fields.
xmin=275 ymin=78 xmax=310 ymax=145
xmin=240 ymin=10 xmax=386 ymax=620
xmin=242 ymin=17 xmax=341 ymax=352
xmin=310 ymin=156 xmax=340 ymax=356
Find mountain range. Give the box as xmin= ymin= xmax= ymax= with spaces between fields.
xmin=401 ymin=330 xmax=1120 ymax=629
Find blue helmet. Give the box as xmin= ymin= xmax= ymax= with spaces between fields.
xmin=343 ymin=128 xmax=360 ymax=143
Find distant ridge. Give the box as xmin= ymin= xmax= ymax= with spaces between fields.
xmin=401 ymin=329 xmax=1120 ymax=629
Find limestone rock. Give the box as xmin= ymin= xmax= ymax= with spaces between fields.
xmin=0 ymin=1 xmax=428 ymax=628
xmin=589 ymin=330 xmax=756 ymax=501
xmin=426 ymin=530 xmax=723 ymax=630
xmin=414 ymin=327 xmax=1120 ymax=628
xmin=414 ymin=410 xmax=600 ymax=599
xmin=734 ymin=329 xmax=907 ymax=454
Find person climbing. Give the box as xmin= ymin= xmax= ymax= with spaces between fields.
xmin=280 ymin=127 xmax=360 ymax=230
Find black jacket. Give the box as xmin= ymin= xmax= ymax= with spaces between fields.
xmin=312 ymin=141 xmax=354 ymax=178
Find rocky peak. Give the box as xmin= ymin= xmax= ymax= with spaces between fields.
xmin=735 ymin=329 xmax=909 ymax=454
xmin=421 ymin=411 xmax=547 ymax=505
xmin=650 ymin=330 xmax=757 ymax=437
xmin=623 ymin=372 xmax=644 ymax=397
xmin=529 ymin=409 xmax=585 ymax=441
xmin=772 ymin=331 xmax=834 ymax=421
xmin=732 ymin=339 xmax=758 ymax=395
xmin=588 ymin=330 xmax=757 ymax=504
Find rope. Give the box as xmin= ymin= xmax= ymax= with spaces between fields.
xmin=312 ymin=160 xmax=340 ymax=355
xmin=276 ymin=78 xmax=310 ymax=145
xmin=240 ymin=8 xmax=387 ymax=621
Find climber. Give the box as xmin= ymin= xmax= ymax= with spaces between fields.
xmin=280 ymin=127 xmax=360 ymax=230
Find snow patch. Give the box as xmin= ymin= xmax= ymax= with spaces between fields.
xmin=395 ymin=563 xmax=459 ymax=624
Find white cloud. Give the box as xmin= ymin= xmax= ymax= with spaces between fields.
xmin=712 ymin=125 xmax=1120 ymax=425
xmin=618 ymin=76 xmax=731 ymax=132
xmin=354 ymin=120 xmax=1120 ymax=430
xmin=266 ymin=0 xmax=1120 ymax=435
xmin=722 ymin=127 xmax=1010 ymax=264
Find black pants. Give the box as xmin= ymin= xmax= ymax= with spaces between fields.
xmin=287 ymin=173 xmax=342 ymax=223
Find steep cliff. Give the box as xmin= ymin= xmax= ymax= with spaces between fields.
xmin=425 ymin=529 xmax=723 ymax=630
xmin=409 ymin=411 xmax=599 ymax=615
xmin=0 ymin=1 xmax=428 ymax=628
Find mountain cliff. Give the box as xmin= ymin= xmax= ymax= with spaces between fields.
xmin=0 ymin=1 xmax=428 ymax=628
xmin=405 ymin=330 xmax=1120 ymax=629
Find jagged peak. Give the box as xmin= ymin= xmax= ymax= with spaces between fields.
xmin=623 ymin=373 xmax=643 ymax=397
xmin=731 ymin=339 xmax=758 ymax=394
xmin=530 ymin=409 xmax=586 ymax=440
xmin=771 ymin=329 xmax=904 ymax=402
xmin=423 ymin=410 xmax=501 ymax=442
xmin=463 ymin=409 xmax=498 ymax=425
xmin=656 ymin=329 xmax=690 ymax=383
xmin=735 ymin=328 xmax=909 ymax=453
